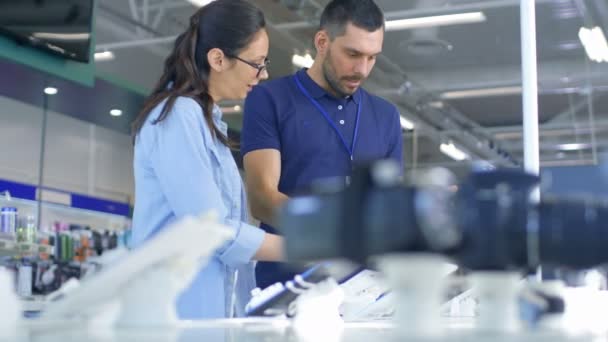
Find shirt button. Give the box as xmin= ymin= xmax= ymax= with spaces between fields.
xmin=339 ymin=120 xmax=345 ymax=125
xmin=338 ymin=105 xmax=343 ymax=110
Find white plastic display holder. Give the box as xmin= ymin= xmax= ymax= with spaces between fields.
xmin=115 ymin=266 xmax=185 ymax=328
xmin=0 ymin=267 xmax=22 ymax=339
xmin=292 ymin=277 xmax=345 ymax=342
xmin=471 ymin=271 xmax=521 ymax=333
xmin=41 ymin=212 xmax=234 ymax=329
xmin=375 ymin=253 xmax=453 ymax=338
xmin=532 ymin=279 xmax=566 ymax=330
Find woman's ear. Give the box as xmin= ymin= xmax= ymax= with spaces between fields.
xmin=207 ymin=48 xmax=226 ymax=72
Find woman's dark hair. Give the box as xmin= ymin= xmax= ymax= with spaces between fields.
xmin=131 ymin=0 xmax=265 ymax=147
xmin=320 ymin=0 xmax=384 ymax=38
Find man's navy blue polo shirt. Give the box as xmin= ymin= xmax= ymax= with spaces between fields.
xmin=241 ymin=69 xmax=403 ymax=287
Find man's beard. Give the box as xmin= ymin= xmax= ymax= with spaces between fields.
xmin=322 ymin=49 xmax=364 ymax=98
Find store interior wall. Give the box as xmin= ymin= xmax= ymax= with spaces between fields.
xmin=0 ymin=95 xmax=134 ymax=205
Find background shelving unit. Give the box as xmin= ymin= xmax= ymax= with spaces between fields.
xmin=0 ymin=178 xmax=131 ymax=234
xmin=0 ymin=239 xmax=53 ymax=258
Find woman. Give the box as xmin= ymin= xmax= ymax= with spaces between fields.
xmin=130 ymin=0 xmax=283 ymax=319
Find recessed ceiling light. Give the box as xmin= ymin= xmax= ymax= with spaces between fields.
xmin=110 ymin=109 xmax=123 ymax=117
xmin=557 ymin=41 xmax=581 ymax=51
xmin=94 ymin=51 xmax=115 ymax=62
xmin=440 ymin=86 xmax=522 ymax=99
xmin=579 ymin=26 xmax=608 ymax=63
xmin=558 ymin=143 xmax=591 ymax=151
xmin=428 ymin=101 xmax=444 ymax=109
xmin=385 ymin=12 xmax=486 ymax=31
xmin=440 ymin=142 xmax=469 ymax=161
xmin=44 ymin=87 xmax=58 ymax=95
xmin=399 ymin=116 xmax=414 ymax=130
xmin=186 ymin=0 xmax=215 ymax=7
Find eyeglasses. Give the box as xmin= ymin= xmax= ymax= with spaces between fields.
xmin=229 ymin=55 xmax=270 ymax=78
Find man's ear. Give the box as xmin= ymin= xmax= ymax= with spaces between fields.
xmin=314 ymin=30 xmax=331 ymax=56
xmin=207 ymin=48 xmax=226 ymax=72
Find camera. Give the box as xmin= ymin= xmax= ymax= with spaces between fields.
xmin=279 ymin=160 xmax=608 ymax=271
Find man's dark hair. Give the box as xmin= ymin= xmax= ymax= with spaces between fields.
xmin=319 ymin=0 xmax=384 ymax=38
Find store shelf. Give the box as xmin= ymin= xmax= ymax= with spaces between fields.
xmin=21 ymin=296 xmax=46 ymax=312
xmin=0 ymin=178 xmax=132 ymax=235
xmin=0 ymin=178 xmax=131 ymax=217
xmin=0 ymin=239 xmax=53 ymax=257
xmin=0 ymin=200 xmax=130 ymax=236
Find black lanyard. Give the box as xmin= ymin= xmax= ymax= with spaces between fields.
xmin=293 ymin=74 xmax=361 ymax=161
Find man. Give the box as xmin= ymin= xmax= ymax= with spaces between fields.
xmin=241 ymin=0 xmax=403 ymax=288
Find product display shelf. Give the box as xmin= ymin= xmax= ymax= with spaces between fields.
xmin=0 ymin=238 xmax=53 ymax=258
xmin=0 ymin=178 xmax=131 ymax=234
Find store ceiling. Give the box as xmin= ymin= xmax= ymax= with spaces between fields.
xmin=93 ymin=0 xmax=608 ymax=170
xmin=0 ymin=59 xmax=142 ymax=135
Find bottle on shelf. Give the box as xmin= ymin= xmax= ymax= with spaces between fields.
xmin=16 ymin=214 xmax=37 ymax=244
xmin=0 ymin=206 xmax=17 ymax=240
xmin=37 ymin=224 xmax=52 ymax=260
xmin=17 ymin=259 xmax=33 ymax=298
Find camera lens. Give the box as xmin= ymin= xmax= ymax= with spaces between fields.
xmin=539 ymin=197 xmax=608 ymax=269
